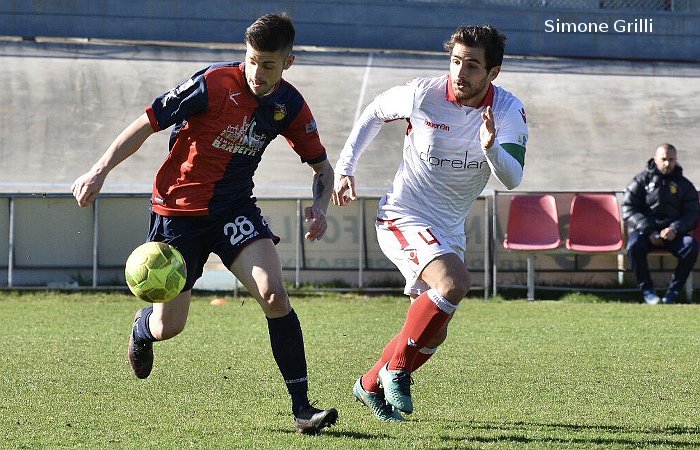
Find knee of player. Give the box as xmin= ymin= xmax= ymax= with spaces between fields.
xmin=259 ymin=287 xmax=291 ymax=313
xmin=435 ymin=284 xmax=467 ymax=304
xmin=439 ymin=273 xmax=470 ymax=301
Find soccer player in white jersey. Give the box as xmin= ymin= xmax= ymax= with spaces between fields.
xmin=332 ymin=24 xmax=528 ymax=421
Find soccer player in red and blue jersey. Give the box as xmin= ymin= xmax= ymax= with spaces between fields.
xmin=71 ymin=13 xmax=337 ymax=434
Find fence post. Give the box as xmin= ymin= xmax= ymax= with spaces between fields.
xmin=491 ymin=191 xmax=499 ymax=297
xmin=483 ymin=196 xmax=490 ymax=300
xmin=8 ymin=197 xmax=15 ymax=288
xmin=359 ymin=198 xmax=365 ymax=290
xmin=295 ymin=199 xmax=302 ymax=289
xmin=92 ymin=197 xmax=100 ymax=288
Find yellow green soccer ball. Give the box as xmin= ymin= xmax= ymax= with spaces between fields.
xmin=124 ymin=242 xmax=186 ymax=303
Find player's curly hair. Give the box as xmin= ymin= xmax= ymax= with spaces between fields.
xmin=245 ymin=13 xmax=295 ymax=54
xmin=444 ymin=24 xmax=506 ymax=70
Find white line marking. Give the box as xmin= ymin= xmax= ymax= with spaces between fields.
xmin=353 ymin=53 xmax=374 ymax=123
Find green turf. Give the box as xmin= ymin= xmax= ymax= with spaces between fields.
xmin=1 ymin=291 xmax=700 ymax=449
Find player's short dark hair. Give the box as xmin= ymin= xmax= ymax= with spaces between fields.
xmin=444 ymin=24 xmax=506 ymax=70
xmin=245 ymin=13 xmax=295 ymax=54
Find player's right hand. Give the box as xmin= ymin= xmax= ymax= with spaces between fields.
xmin=71 ymin=170 xmax=105 ymax=207
xmin=332 ymin=174 xmax=357 ymax=207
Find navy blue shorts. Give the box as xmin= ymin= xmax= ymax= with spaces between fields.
xmin=147 ymin=205 xmax=280 ymax=291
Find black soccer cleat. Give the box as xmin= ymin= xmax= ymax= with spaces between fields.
xmin=127 ymin=308 xmax=154 ymax=379
xmin=293 ymin=405 xmax=338 ymax=434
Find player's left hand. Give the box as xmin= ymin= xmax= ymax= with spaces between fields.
xmin=480 ymin=106 xmax=496 ymax=149
xmin=304 ymin=205 xmax=328 ymax=241
xmin=332 ymin=174 xmax=356 ymax=206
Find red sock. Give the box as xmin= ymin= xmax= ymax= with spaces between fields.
xmin=388 ymin=290 xmax=453 ymax=371
xmin=409 ymin=347 xmax=437 ymax=372
xmin=362 ymin=334 xmax=400 ymax=393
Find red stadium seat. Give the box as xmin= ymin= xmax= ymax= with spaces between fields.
xmin=503 ymin=194 xmax=561 ymax=300
xmin=566 ymin=193 xmax=624 ymax=252
xmin=504 ymin=195 xmax=561 ymax=250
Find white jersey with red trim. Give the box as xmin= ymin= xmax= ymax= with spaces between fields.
xmin=336 ymin=74 xmax=528 ymax=236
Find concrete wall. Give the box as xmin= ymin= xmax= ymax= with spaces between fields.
xmin=1 ymin=1 xmax=699 ymax=61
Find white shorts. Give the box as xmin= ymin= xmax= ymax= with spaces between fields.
xmin=376 ymin=215 xmax=465 ymax=296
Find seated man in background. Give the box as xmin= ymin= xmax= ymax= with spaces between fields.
xmin=622 ymin=143 xmax=699 ymax=304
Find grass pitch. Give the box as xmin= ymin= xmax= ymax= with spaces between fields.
xmin=2 ymin=290 xmax=700 ymax=449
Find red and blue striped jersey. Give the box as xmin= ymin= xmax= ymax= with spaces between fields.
xmin=145 ymin=62 xmax=327 ymax=217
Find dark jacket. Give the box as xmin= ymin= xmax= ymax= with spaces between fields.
xmin=622 ymin=158 xmax=699 ymax=235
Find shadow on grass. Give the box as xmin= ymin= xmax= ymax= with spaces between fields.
xmin=272 ymin=420 xmax=700 ymax=447
xmin=437 ymin=420 xmax=700 ymax=448
xmin=273 ymin=428 xmax=388 ymax=440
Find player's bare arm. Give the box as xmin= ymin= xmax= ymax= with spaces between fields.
xmin=71 ymin=113 xmax=155 ymax=207
xmin=304 ymin=159 xmax=334 ymax=241
xmin=332 ymin=173 xmax=357 ymax=207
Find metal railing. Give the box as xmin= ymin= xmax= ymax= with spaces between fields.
xmin=0 ymin=193 xmax=490 ymax=296
xmin=4 ymin=191 xmax=695 ymax=298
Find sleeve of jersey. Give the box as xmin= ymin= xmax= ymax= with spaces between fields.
xmin=283 ymin=102 xmax=327 ymax=164
xmin=335 ymin=83 xmax=416 ymax=176
xmin=145 ymin=67 xmax=209 ymax=132
xmin=483 ymin=100 xmax=529 ymax=190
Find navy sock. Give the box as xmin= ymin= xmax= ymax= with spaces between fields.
xmin=266 ymin=309 xmax=310 ymax=413
xmin=133 ymin=306 xmax=156 ymax=343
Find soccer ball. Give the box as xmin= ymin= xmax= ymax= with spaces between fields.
xmin=124 ymin=242 xmax=187 ymax=303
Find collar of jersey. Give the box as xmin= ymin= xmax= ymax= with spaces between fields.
xmin=445 ymin=75 xmax=494 ymax=108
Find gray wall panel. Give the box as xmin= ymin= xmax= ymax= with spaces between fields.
xmin=1 ymin=1 xmax=698 ymax=61
xmin=13 ymin=197 xmax=93 ymax=268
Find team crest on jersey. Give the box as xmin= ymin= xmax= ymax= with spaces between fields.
xmin=670 ymin=182 xmax=678 ymax=194
xmin=273 ymin=103 xmax=287 ymax=121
